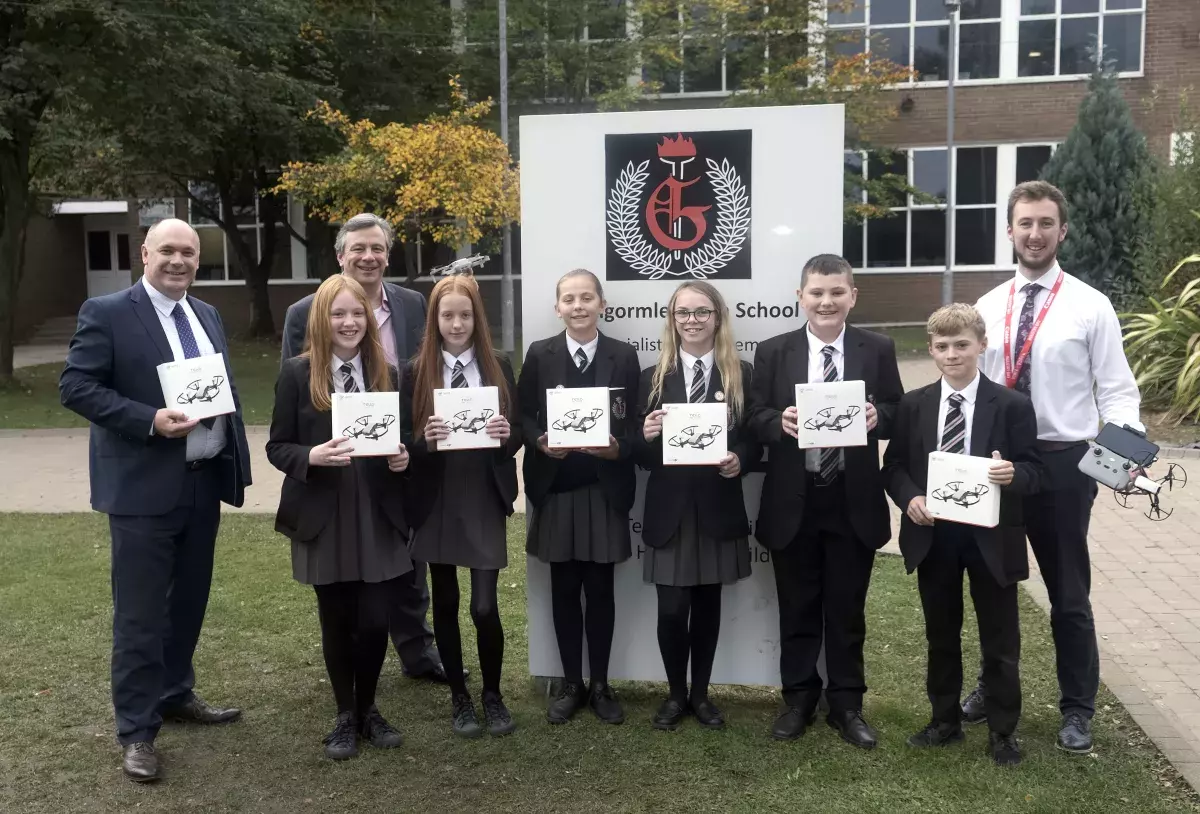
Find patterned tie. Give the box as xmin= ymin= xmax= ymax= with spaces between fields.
xmin=941 ymin=393 xmax=966 ymax=454
xmin=340 ymin=361 xmax=359 ymax=393
xmin=575 ymin=347 xmax=588 ymax=371
xmin=1013 ymin=282 xmax=1039 ymax=396
xmin=689 ymin=359 xmax=706 ymax=404
xmin=451 ymin=360 xmax=467 ymax=389
xmin=171 ymin=303 xmax=214 ymax=428
xmin=818 ymin=345 xmax=842 ymax=481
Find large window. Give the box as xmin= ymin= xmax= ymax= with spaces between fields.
xmin=1018 ymin=0 xmax=1143 ymax=77
xmin=187 ymin=183 xmax=296 ymax=283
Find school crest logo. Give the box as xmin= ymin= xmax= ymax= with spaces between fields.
xmin=605 ymin=130 xmax=752 ymax=281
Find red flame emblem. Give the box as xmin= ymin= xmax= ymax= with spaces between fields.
xmin=657 ymin=133 xmax=697 ymax=158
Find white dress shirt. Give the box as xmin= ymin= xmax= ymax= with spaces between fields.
xmin=441 ymin=346 xmax=482 ymax=388
xmin=373 ymin=295 xmax=398 ymax=369
xmin=566 ymin=332 xmax=599 ymax=370
xmin=679 ymin=348 xmax=714 ymax=400
xmin=805 ymin=323 xmax=846 ymax=473
xmin=936 ymin=371 xmax=981 ymax=455
xmin=976 ymin=264 xmax=1143 ymax=442
xmin=331 ymin=353 xmax=365 ymax=393
xmin=142 ymin=277 xmax=226 ymax=462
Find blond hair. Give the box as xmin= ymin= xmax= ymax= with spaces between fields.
xmin=926 ymin=303 xmax=987 ymax=342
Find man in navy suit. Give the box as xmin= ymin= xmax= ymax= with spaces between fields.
xmin=280 ymin=213 xmax=450 ymax=683
xmin=60 ymin=218 xmax=252 ymax=782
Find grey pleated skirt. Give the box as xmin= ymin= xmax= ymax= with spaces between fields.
xmin=411 ymin=449 xmax=508 ymax=571
xmin=643 ymin=501 xmax=751 ymax=587
xmin=526 ymin=482 xmax=631 ymax=564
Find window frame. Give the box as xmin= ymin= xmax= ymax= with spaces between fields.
xmin=187 ymin=184 xmax=309 ymax=286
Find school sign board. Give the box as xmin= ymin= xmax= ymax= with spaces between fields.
xmin=520 ymin=105 xmax=845 ymax=686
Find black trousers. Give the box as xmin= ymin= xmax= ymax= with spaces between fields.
xmin=428 ymin=565 xmax=504 ymax=698
xmin=919 ymin=524 xmax=1021 ymax=735
xmin=313 ymin=578 xmax=395 ymax=716
xmin=975 ymin=445 xmax=1098 ymax=717
xmin=386 ymin=561 xmax=438 ymax=673
xmin=656 ymin=584 xmax=722 ymax=702
xmin=550 ymin=561 xmax=616 ymax=686
xmin=772 ymin=478 xmax=876 ymax=713
xmin=109 ymin=466 xmax=221 ymax=746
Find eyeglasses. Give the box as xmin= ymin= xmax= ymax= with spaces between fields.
xmin=673 ymin=308 xmax=714 ymax=324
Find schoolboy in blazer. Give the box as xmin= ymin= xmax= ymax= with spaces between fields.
xmin=747 ymin=254 xmax=903 ymax=748
xmin=882 ymin=303 xmax=1042 ymax=767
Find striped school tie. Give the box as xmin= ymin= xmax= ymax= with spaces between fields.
xmin=339 ymin=361 xmax=359 ymax=394
xmin=818 ymin=345 xmax=841 ymax=482
xmin=575 ymin=347 xmax=588 ymax=371
xmin=941 ymin=393 xmax=966 ymax=454
xmin=689 ymin=359 xmax=706 ymax=403
xmin=451 ymin=360 xmax=467 ymax=389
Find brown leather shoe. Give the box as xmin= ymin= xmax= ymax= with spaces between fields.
xmin=163 ymin=693 xmax=242 ymax=724
xmin=122 ymin=741 xmax=159 ymax=782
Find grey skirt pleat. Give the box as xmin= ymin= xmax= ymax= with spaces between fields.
xmin=643 ymin=500 xmax=751 ymax=587
xmin=410 ymin=449 xmax=508 ymax=571
xmin=526 ymin=483 xmax=631 ymax=564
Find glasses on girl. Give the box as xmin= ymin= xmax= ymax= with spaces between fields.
xmin=673 ymin=308 xmax=714 ymax=324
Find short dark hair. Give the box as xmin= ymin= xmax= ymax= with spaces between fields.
xmin=335 ymin=213 xmax=394 ymax=255
xmin=800 ymin=254 xmax=854 ymax=289
xmin=1007 ymin=181 xmax=1069 ymax=226
xmin=555 ymin=268 xmax=604 ymax=301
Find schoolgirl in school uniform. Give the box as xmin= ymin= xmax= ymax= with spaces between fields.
xmin=518 ymin=268 xmax=641 ymax=725
xmin=401 ymin=273 xmax=521 ymax=738
xmin=266 ymin=275 xmax=411 ymax=760
xmin=636 ymin=281 xmax=759 ymax=730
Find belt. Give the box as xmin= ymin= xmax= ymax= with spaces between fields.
xmin=1035 ymin=440 xmax=1088 ymax=453
xmin=185 ymin=457 xmax=218 ymax=471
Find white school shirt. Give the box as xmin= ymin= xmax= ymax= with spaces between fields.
xmin=936 ymin=371 xmax=981 ymax=455
xmin=975 ymin=264 xmax=1142 ymax=442
xmin=804 ymin=323 xmax=846 ymax=473
xmin=566 ymin=332 xmax=599 ymax=370
xmin=142 ymin=277 xmax=226 ymax=462
xmin=331 ymin=353 xmax=365 ymax=393
xmin=441 ymin=347 xmax=482 ymax=388
xmin=679 ymin=348 xmax=715 ymax=401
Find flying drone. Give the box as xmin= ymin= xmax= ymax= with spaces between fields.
xmin=343 ymin=414 xmax=396 ymax=441
xmin=668 ymin=424 xmax=724 ymax=450
xmin=431 ymin=254 xmax=489 ymax=278
xmin=552 ymin=408 xmax=604 ymax=433
xmin=177 ymin=376 xmax=224 ymax=405
xmin=803 ymin=405 xmax=862 ymax=432
xmin=930 ymin=481 xmax=990 ymax=509
xmin=449 ymin=408 xmax=495 ymax=434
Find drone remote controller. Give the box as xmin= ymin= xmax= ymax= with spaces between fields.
xmin=1081 ymin=442 xmax=1133 ymax=491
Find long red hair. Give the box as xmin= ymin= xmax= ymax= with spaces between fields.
xmin=410 ymin=274 xmax=511 ymax=433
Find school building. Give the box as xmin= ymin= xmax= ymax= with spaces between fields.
xmin=17 ymin=0 xmax=1197 ymax=341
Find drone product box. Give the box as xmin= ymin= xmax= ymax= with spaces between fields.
xmin=926 ymin=451 xmax=1000 ymax=528
xmin=546 ymin=387 xmax=610 ymax=449
xmin=661 ymin=402 xmax=728 ymax=466
xmin=156 ymin=353 xmax=236 ymax=422
xmin=794 ymin=380 xmax=867 ymax=450
xmin=331 ymin=391 xmax=402 ymax=457
xmin=433 ymin=385 xmax=501 ymax=450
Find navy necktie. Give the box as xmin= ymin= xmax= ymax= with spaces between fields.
xmin=172 ymin=303 xmax=215 ymax=428
xmin=451 ymin=360 xmax=467 ymax=388
xmin=1013 ymin=283 xmax=1039 ymax=395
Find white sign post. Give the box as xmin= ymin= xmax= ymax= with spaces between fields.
xmin=519 ymin=104 xmax=844 ymax=686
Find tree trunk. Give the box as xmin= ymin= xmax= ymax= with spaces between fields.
xmin=0 ymin=139 xmax=33 ymax=385
xmin=224 ymin=223 xmax=274 ymax=338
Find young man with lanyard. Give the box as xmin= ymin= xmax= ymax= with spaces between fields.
xmin=964 ymin=181 xmax=1143 ymax=754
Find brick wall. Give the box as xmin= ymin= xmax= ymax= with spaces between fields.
xmin=851 ymin=270 xmax=1011 ymax=323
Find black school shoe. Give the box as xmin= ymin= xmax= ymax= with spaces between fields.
xmin=990 ymin=731 xmax=1022 ymax=766
xmin=547 ymin=681 xmax=589 ymax=724
xmin=589 ymin=681 xmax=625 ymax=725
xmin=827 ymin=710 xmax=879 ymax=750
xmin=451 ymin=694 xmax=483 ymax=739
xmin=651 ymin=698 xmax=689 ymax=731
xmin=483 ymin=691 xmax=517 ymax=736
xmin=907 ymin=720 xmax=965 ymax=748
xmin=691 ymin=697 xmax=725 ymax=730
xmin=1057 ymin=712 xmax=1093 ymax=754
xmin=961 ymin=685 xmax=988 ymax=725
xmin=323 ymin=712 xmax=359 ymax=760
xmin=771 ymin=706 xmax=817 ymax=740
xmin=359 ymin=706 xmax=403 ymax=748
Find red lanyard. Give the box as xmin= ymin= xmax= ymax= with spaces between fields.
xmin=1003 ymin=271 xmax=1064 ymax=389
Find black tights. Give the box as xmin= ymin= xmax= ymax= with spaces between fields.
xmin=550 ymin=561 xmax=615 ymax=685
xmin=656 ymin=584 xmax=723 ymax=703
xmin=313 ymin=579 xmax=394 ymax=717
xmin=428 ymin=564 xmax=503 ymax=697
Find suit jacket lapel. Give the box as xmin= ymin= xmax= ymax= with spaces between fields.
xmin=705 ymin=363 xmax=725 ymax=405
xmin=663 ymin=361 xmax=687 ymax=405
xmin=786 ymin=330 xmax=809 ymax=391
xmin=191 ymin=299 xmax=225 ymax=353
xmin=544 ymin=332 xmax=569 ymax=390
xmin=970 ymin=379 xmax=999 ymax=457
xmin=593 ymin=333 xmax=615 ymax=388
xmin=383 ymin=283 xmax=407 ymax=362
xmin=921 ymin=384 xmax=941 ymax=455
xmin=128 ymin=283 xmax=172 ymax=365
xmin=842 ymin=326 xmax=865 ymax=384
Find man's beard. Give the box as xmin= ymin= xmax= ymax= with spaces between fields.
xmin=1017 ymin=242 xmax=1059 ymax=274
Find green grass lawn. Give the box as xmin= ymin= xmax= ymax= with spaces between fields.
xmin=0 ymin=514 xmax=1196 ymax=813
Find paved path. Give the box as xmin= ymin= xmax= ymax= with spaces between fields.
xmin=2 ymin=357 xmax=1199 ymax=789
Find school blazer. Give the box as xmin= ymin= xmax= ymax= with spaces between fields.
xmin=518 ymin=331 xmax=641 ymax=513
xmin=634 ymin=360 xmax=761 ymax=548
xmin=265 ymin=357 xmax=408 ymax=543
xmin=747 ymin=324 xmax=904 ymax=552
xmin=400 ymin=352 xmax=522 ymax=528
xmin=880 ymin=374 xmax=1044 ymax=587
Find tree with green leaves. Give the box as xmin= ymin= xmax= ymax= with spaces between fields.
xmin=1041 ymin=66 xmax=1154 ymax=304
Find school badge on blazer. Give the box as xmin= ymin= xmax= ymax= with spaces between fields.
xmin=605 ymin=130 xmax=753 ymax=281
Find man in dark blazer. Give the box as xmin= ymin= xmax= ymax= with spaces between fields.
xmin=748 ymin=254 xmax=903 ymax=748
xmin=881 ymin=303 xmax=1042 ymax=767
xmin=59 ymin=219 xmax=252 ymax=782
xmin=280 ymin=213 xmax=447 ymax=682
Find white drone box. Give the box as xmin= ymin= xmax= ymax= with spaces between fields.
xmin=794 ymin=380 xmax=867 ymax=449
xmin=156 ymin=353 xmax=235 ymax=421
xmin=546 ymin=387 xmax=610 ymax=449
xmin=926 ymin=451 xmax=1001 ymax=528
xmin=331 ymin=391 xmax=402 ymax=457
xmin=433 ymin=386 xmax=501 ymax=450
xmin=662 ymin=402 xmax=728 ymax=466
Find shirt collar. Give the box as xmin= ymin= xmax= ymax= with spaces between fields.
xmin=141 ymin=275 xmax=187 ymax=318
xmin=806 ymin=323 xmax=846 ymax=356
xmin=679 ymin=348 xmax=714 ymax=373
xmin=940 ymin=370 xmax=981 ymax=405
xmin=332 ymin=353 xmax=362 ymax=378
xmin=442 ymin=346 xmax=475 ymax=369
xmin=565 ymin=331 xmax=599 ymax=359
xmin=1014 ymin=262 xmax=1061 ymax=291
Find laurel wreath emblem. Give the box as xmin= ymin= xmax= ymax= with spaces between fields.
xmin=606 ymin=157 xmax=751 ymax=280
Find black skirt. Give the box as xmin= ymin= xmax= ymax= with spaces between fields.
xmin=643 ymin=500 xmax=751 ymax=587
xmin=410 ymin=448 xmax=508 ymax=570
xmin=526 ymin=483 xmax=631 ymax=564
